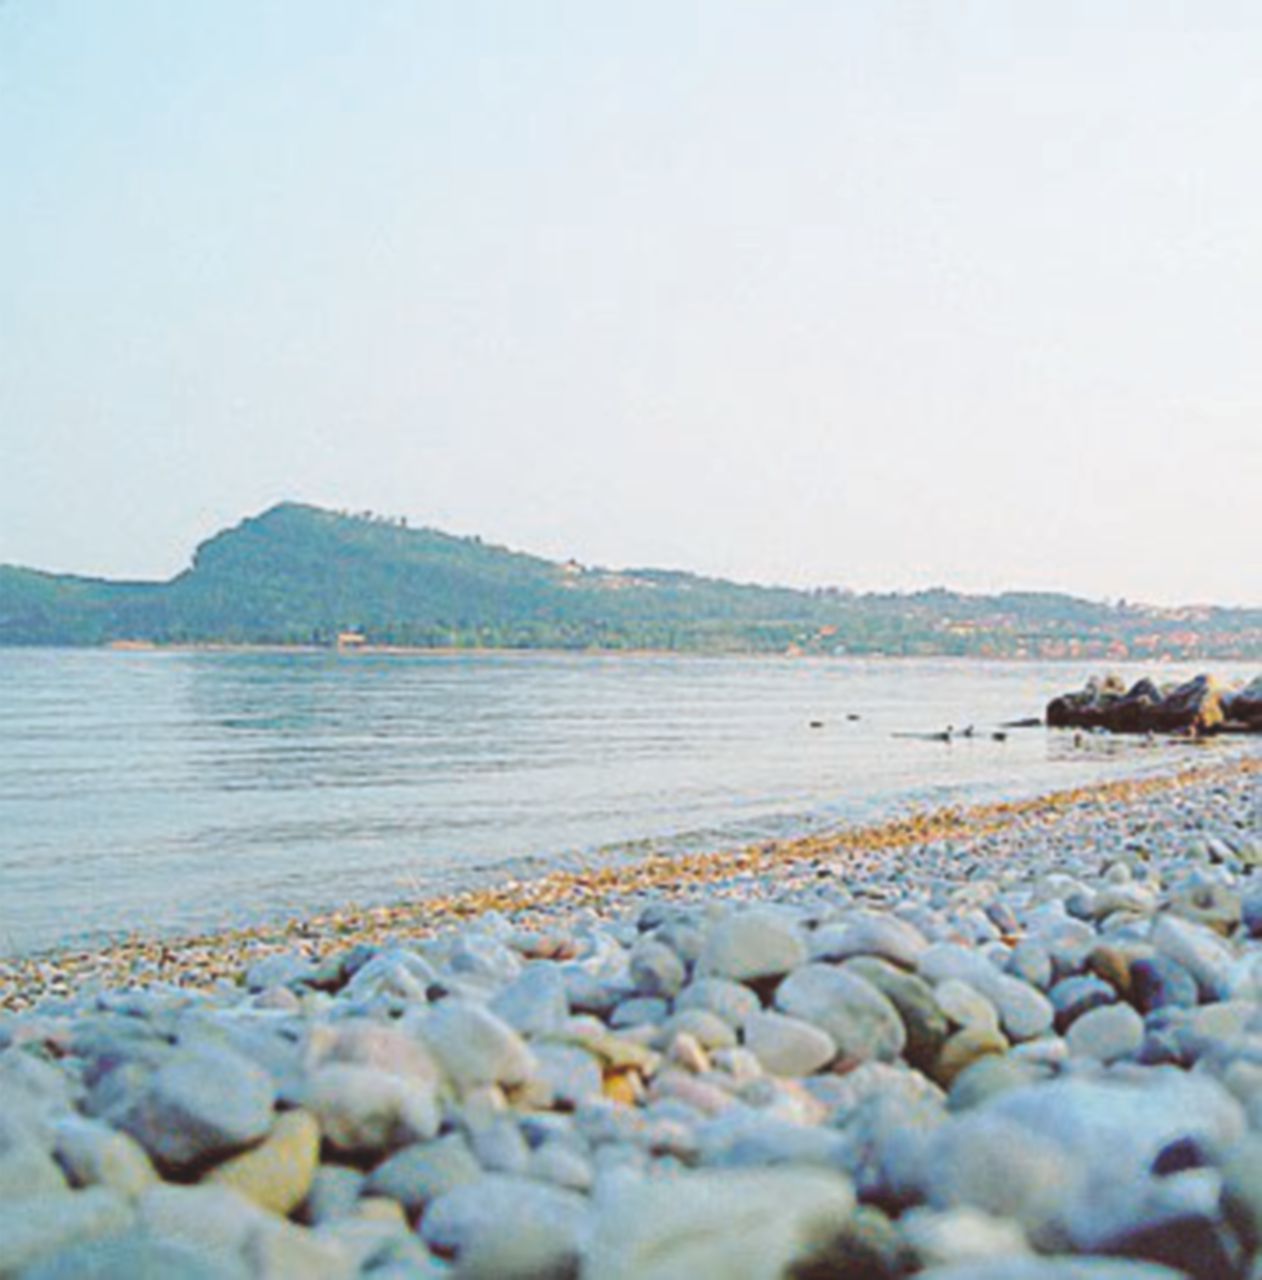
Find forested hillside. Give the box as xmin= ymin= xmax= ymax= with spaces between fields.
xmin=1 ymin=504 xmax=1258 ymax=658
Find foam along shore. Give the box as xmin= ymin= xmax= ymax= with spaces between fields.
xmin=0 ymin=753 xmax=1259 ymax=1278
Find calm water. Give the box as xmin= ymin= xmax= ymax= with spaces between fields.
xmin=1 ymin=650 xmax=1256 ymax=956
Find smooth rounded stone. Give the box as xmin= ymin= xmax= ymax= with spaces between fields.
xmin=583 ymin=1166 xmax=856 ymax=1279
xmin=204 ymin=1108 xmax=319 ymax=1215
xmin=933 ymin=1026 xmax=1009 ymax=1089
xmin=919 ymin=945 xmax=1053 ymax=1041
xmin=947 ymin=1055 xmax=1046 ymax=1112
xmin=699 ymin=909 xmax=808 ymax=983
xmin=313 ymin=1217 xmax=435 ymax=1276
xmin=51 ymin=1115 xmax=157 ymax=1198
xmin=900 ymin=1205 xmax=1031 ymax=1266
xmin=809 ymin=912 xmax=929 ymax=969
xmin=923 ymin=1112 xmax=1084 ymax=1242
xmin=776 ymin=965 xmax=906 ymax=1064
xmin=1065 ymin=1004 xmax=1144 ymax=1063
xmin=1093 ymin=883 xmax=1160 ymax=920
xmin=110 ymin=1046 xmax=275 ymax=1173
xmin=531 ymin=1043 xmax=604 ymax=1109
xmin=742 ymin=1011 xmax=836 ymax=1077
xmin=0 ymin=1189 xmax=133 ymax=1276
xmin=917 ymin=1261 xmax=1188 ymax=1279
xmin=367 ymin=1134 xmax=482 ymax=1214
xmin=140 ymin=1182 xmax=351 ymax=1278
xmin=1086 ymin=944 xmax=1135 ymax=998
xmin=469 ymin=1115 xmax=531 ymax=1175
xmin=711 ymin=1047 xmax=764 ymax=1083
xmin=985 ymin=900 xmax=1020 ymax=936
xmin=418 ymin=999 xmax=537 ymax=1092
xmin=446 ymin=932 xmax=522 ymax=985
xmin=488 ymin=966 xmax=570 ymax=1036
xmin=308 ymin=1064 xmax=440 ymax=1158
xmin=810 ymin=1203 xmax=916 ymax=1280
xmin=935 ymin=980 xmax=1000 ymax=1033
xmin=842 ymin=957 xmax=948 ymax=1072
xmin=610 ymin=997 xmax=669 ymax=1030
xmin=695 ymin=1111 xmax=847 ymax=1170
xmin=1222 ymin=1133 xmax=1262 ymax=1248
xmin=658 ymin=1008 xmax=737 ymax=1052
xmin=1051 ymin=974 xmax=1118 ymax=1033
xmin=628 ymin=939 xmax=687 ymax=999
xmin=1150 ymin=915 xmax=1233 ymax=1001
xmin=529 ymin=1141 xmax=595 ymax=1192
xmin=421 ymin=1174 xmax=589 ymax=1280
xmin=1006 ymin=941 xmax=1053 ymax=991
xmin=20 ymin=1230 xmax=246 ymax=1280
xmin=1129 ymin=956 xmax=1199 ymax=1014
xmin=245 ymin=952 xmax=316 ymax=992
xmin=342 ymin=950 xmax=435 ymax=1005
xmin=301 ymin=1165 xmax=366 ymax=1225
xmin=1166 ymin=876 xmax=1241 ymax=935
xmin=310 ymin=1019 xmax=443 ymax=1085
xmin=674 ymin=977 xmax=761 ymax=1028
xmin=0 ymin=1137 xmax=69 ymax=1198
xmin=833 ymin=1090 xmax=948 ymax=1206
xmin=1242 ymin=884 xmax=1262 ymax=938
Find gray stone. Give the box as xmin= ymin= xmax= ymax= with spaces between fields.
xmin=743 ymin=1011 xmax=836 ymax=1076
xmin=1065 ymin=1003 xmax=1144 ymax=1063
xmin=810 ymin=913 xmax=929 ymax=969
xmin=421 ymin=1174 xmax=589 ymax=1279
xmin=842 ymin=956 xmax=949 ymax=1073
xmin=419 ymin=999 xmax=537 ymax=1091
xmin=367 ymin=1135 xmax=483 ymax=1214
xmin=489 ymin=966 xmax=570 ymax=1036
xmin=308 ymin=1064 xmax=440 ymax=1158
xmin=0 ymin=1137 xmax=68 ymax=1199
xmin=0 ymin=1189 xmax=133 ymax=1276
xmin=301 ymin=1164 xmax=365 ymax=1225
xmin=1150 ymin=915 xmax=1233 ymax=1001
xmin=584 ymin=1166 xmax=855 ymax=1279
xmin=1050 ymin=974 xmax=1117 ymax=1033
xmin=775 ymin=964 xmax=906 ymax=1063
xmin=21 ymin=1231 xmax=246 ymax=1280
xmin=531 ymin=1043 xmax=604 ymax=1109
xmin=628 ymin=939 xmax=687 ymax=998
xmin=699 ymin=909 xmax=808 ymax=982
xmin=674 ymin=977 xmax=761 ymax=1028
xmin=52 ymin=1115 xmax=158 ymax=1198
xmin=109 ymin=1047 xmax=275 ymax=1173
xmin=917 ymin=1260 xmax=1189 ymax=1279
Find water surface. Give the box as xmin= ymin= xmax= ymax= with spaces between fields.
xmin=1 ymin=650 xmax=1255 ymax=955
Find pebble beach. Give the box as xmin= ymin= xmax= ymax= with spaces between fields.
xmin=1 ymin=749 xmax=1260 ymax=1278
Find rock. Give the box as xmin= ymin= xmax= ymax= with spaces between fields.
xmin=531 ymin=1043 xmax=604 ymax=1109
xmin=923 ymin=1112 xmax=1082 ymax=1242
xmin=301 ymin=1165 xmax=365 ymax=1225
xmin=1065 ymin=1004 xmax=1144 ymax=1063
xmin=204 ymin=1108 xmax=320 ymax=1215
xmin=1050 ymin=975 xmax=1117 ymax=1033
xmin=810 ymin=913 xmax=929 ymax=969
xmin=51 ymin=1115 xmax=158 ymax=1198
xmin=917 ymin=1260 xmax=1189 ymax=1279
xmin=489 ymin=966 xmax=570 ymax=1036
xmin=628 ymin=939 xmax=687 ymax=998
xmin=947 ymin=1056 xmax=1044 ymax=1112
xmin=699 ymin=909 xmax=808 ymax=984
xmin=307 ymin=1064 xmax=440 ymax=1158
xmin=901 ymin=1205 xmax=1031 ymax=1266
xmin=1150 ymin=915 xmax=1233 ymax=1001
xmin=418 ymin=999 xmax=537 ymax=1092
xmin=1166 ymin=877 xmax=1240 ymax=935
xmin=245 ymin=953 xmax=315 ymax=991
xmin=933 ymin=1027 xmax=1009 ymax=1089
xmin=658 ymin=1008 xmax=737 ymax=1052
xmin=935 ymin=980 xmax=1000 ymax=1034
xmin=842 ymin=956 xmax=949 ymax=1072
xmin=674 ymin=977 xmax=761 ymax=1027
xmin=742 ymin=1011 xmax=836 ymax=1077
xmin=775 ymin=965 xmax=906 ymax=1063
xmin=610 ymin=997 xmax=669 ymax=1030
xmin=0 ymin=1137 xmax=69 ymax=1199
xmin=1007 ymin=941 xmax=1053 ymax=991
xmin=20 ymin=1230 xmax=245 ymax=1280
xmin=807 ymin=1203 xmax=916 ymax=1279
xmin=583 ymin=1166 xmax=855 ymax=1279
xmin=421 ymin=1174 xmax=589 ymax=1279
xmin=1222 ymin=1133 xmax=1262 ymax=1248
xmin=308 ymin=1020 xmax=442 ymax=1085
xmin=1129 ymin=956 xmax=1198 ymax=1013
xmin=109 ymin=1047 xmax=275 ymax=1173
xmin=0 ymin=1189 xmax=133 ymax=1276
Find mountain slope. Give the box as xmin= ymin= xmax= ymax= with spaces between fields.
xmin=0 ymin=503 xmax=1258 ymax=657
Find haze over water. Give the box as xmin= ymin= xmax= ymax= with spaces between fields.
xmin=3 ymin=650 xmax=1256 ymax=956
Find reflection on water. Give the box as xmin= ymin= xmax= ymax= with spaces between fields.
xmin=0 ymin=650 xmax=1255 ymax=954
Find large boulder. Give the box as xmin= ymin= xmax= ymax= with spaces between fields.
xmin=1046 ymin=673 xmax=1238 ymax=735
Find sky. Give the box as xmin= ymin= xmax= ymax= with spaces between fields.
xmin=2 ymin=2 xmax=1260 ymax=606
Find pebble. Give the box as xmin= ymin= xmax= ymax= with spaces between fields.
xmin=0 ymin=756 xmax=1257 ymax=1279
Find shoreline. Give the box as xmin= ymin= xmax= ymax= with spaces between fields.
xmin=4 ymin=752 xmax=1256 ymax=1013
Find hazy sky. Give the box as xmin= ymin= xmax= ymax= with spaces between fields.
xmin=3 ymin=3 xmax=1260 ymax=605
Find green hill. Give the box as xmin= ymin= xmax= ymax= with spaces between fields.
xmin=1 ymin=503 xmax=1258 ymax=658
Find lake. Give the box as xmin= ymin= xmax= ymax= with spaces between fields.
xmin=1 ymin=650 xmax=1255 ymax=955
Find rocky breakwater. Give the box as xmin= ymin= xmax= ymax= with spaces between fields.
xmin=0 ymin=759 xmax=1259 ymax=1278
xmin=1047 ymin=673 xmax=1262 ymax=737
